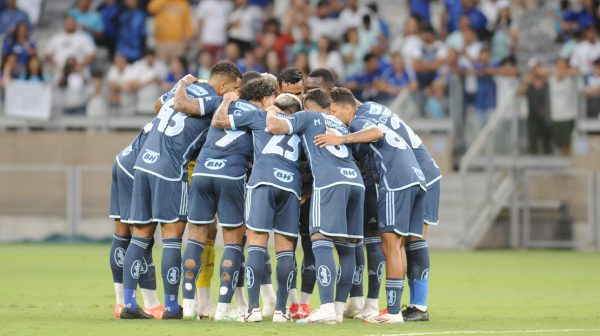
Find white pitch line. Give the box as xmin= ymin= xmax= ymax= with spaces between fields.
xmin=365 ymin=329 xmax=600 ymax=336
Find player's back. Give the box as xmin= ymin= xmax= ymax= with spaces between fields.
xmin=356 ymin=101 xmax=441 ymax=184
xmin=195 ymin=98 xmax=254 ymax=179
xmin=287 ymin=111 xmax=364 ymax=190
xmin=134 ymin=82 xmax=216 ymax=181
xmin=115 ymin=128 xmax=150 ymax=177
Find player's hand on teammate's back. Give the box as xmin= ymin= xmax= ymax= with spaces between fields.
xmin=180 ymin=74 xmax=198 ymax=85
xmin=313 ymin=128 xmax=343 ymax=147
xmin=223 ymin=91 xmax=239 ymax=101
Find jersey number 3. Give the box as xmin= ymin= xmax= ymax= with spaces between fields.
xmin=263 ymin=135 xmax=301 ymax=161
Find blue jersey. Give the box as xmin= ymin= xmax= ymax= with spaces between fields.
xmin=283 ymin=111 xmax=364 ymax=190
xmin=134 ymin=82 xmax=216 ymax=181
xmin=356 ymin=102 xmax=442 ymax=186
xmin=159 ymin=80 xmax=213 ymax=105
xmin=115 ymin=129 xmax=149 ymax=179
xmin=194 ymin=97 xmax=254 ymax=179
xmin=231 ymin=109 xmax=302 ymax=198
xmin=350 ymin=117 xmax=426 ymax=191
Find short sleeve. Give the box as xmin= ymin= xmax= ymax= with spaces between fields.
xmin=285 ymin=111 xmax=311 ymax=134
xmin=349 ymin=117 xmax=376 ymax=133
xmin=231 ymin=109 xmax=263 ymax=131
xmin=198 ymin=96 xmax=224 ymax=116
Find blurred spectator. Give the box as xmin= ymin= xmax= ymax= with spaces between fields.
xmin=490 ymin=1 xmax=517 ymax=64
xmin=424 ymin=80 xmax=448 ymax=118
xmin=549 ymin=58 xmax=578 ymax=155
xmin=562 ymin=0 xmax=597 ymax=32
xmin=148 ymin=0 xmax=193 ymax=61
xmin=519 ymin=59 xmax=552 ymax=155
xmin=227 ymin=0 xmax=264 ymax=55
xmin=358 ymin=13 xmax=380 ymax=53
xmin=0 ymin=0 xmax=30 ymax=35
xmin=265 ymin=49 xmax=281 ymax=75
xmin=390 ymin=15 xmax=421 ymax=65
xmin=290 ymin=23 xmax=317 ymax=61
xmin=293 ymin=51 xmax=310 ymax=76
xmin=162 ymin=56 xmax=187 ymax=91
xmin=237 ymin=49 xmax=266 ymax=73
xmin=196 ymin=0 xmax=233 ymax=61
xmin=341 ymin=27 xmax=368 ymax=79
xmin=446 ymin=15 xmax=470 ymax=51
xmin=569 ymin=25 xmax=600 ymax=75
xmin=116 ymin=0 xmax=146 ymax=62
xmin=87 ymin=69 xmax=108 ymax=117
xmin=459 ymin=28 xmax=483 ymax=108
xmin=59 ymin=57 xmax=90 ymax=116
xmin=107 ymin=54 xmax=130 ymax=107
xmin=338 ymin=0 xmax=368 ymax=32
xmin=309 ymin=36 xmax=344 ymax=81
xmin=44 ymin=15 xmax=96 ymax=79
xmin=1 ymin=53 xmax=21 ymax=86
xmin=445 ymin=0 xmax=488 ymax=36
xmin=412 ymin=24 xmax=446 ymax=91
xmin=2 ymin=21 xmax=36 ymax=68
xmin=258 ymin=18 xmax=294 ymax=67
xmin=375 ymin=52 xmax=417 ymax=103
xmin=18 ymin=56 xmax=47 ymax=82
xmin=585 ymin=58 xmax=600 ymax=118
xmin=124 ymin=50 xmax=167 ymax=114
xmin=472 ymin=48 xmax=496 ymax=126
xmin=16 ymin=0 xmax=42 ymax=26
xmin=283 ymin=0 xmax=311 ymax=34
xmin=69 ymin=0 xmax=104 ymax=42
xmin=196 ymin=50 xmax=213 ymax=80
xmin=346 ymin=52 xmax=383 ymax=101
xmin=308 ymin=0 xmax=342 ymax=41
xmin=97 ymin=0 xmax=121 ymax=58
xmin=224 ymin=41 xmax=242 ymax=62
xmin=409 ymin=0 xmax=431 ymax=24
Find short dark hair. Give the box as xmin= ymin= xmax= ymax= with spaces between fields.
xmin=303 ymin=88 xmax=331 ymax=109
xmin=210 ymin=60 xmax=242 ymax=82
xmin=274 ymin=93 xmax=302 ymax=114
xmin=240 ymin=78 xmax=278 ymax=102
xmin=308 ymin=68 xmax=335 ymax=87
xmin=363 ymin=52 xmax=377 ymax=63
xmin=241 ymin=71 xmax=262 ymax=87
xmin=278 ymin=67 xmax=303 ymax=87
xmin=329 ymin=87 xmax=357 ymax=108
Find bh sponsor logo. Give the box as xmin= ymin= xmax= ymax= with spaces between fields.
xmin=142 ymin=149 xmax=160 ymax=164
xmin=205 ymin=159 xmax=227 ymax=170
xmin=413 ymin=167 xmax=425 ymax=181
xmin=339 ymin=167 xmax=358 ymax=178
xmin=274 ymin=168 xmax=294 ymax=183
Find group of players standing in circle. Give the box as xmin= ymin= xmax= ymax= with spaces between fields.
xmin=108 ymin=60 xmax=441 ymax=324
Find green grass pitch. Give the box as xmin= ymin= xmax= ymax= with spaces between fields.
xmin=1 ymin=244 xmax=599 ymax=336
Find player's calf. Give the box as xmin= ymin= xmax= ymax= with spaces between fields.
xmin=405 ymin=237 xmax=430 ymax=319
xmin=334 ymin=241 xmax=357 ymax=322
xmin=181 ymin=224 xmax=207 ymax=319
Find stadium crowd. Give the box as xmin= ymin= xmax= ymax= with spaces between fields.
xmin=1 ymin=0 xmax=600 ymax=156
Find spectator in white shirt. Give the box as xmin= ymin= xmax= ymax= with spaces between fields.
xmin=548 ymin=58 xmax=579 ymax=155
xmin=227 ymin=0 xmax=265 ymax=55
xmin=106 ymin=54 xmax=131 ymax=107
xmin=390 ymin=15 xmax=422 ymax=67
xmin=337 ymin=0 xmax=367 ymax=32
xmin=124 ymin=50 xmax=168 ymax=115
xmin=58 ymin=56 xmax=90 ymax=115
xmin=570 ymin=25 xmax=600 ymax=75
xmin=197 ymin=0 xmax=233 ymax=61
xmin=308 ymin=0 xmax=342 ymax=42
xmin=309 ymin=36 xmax=344 ymax=81
xmin=585 ymin=58 xmax=600 ymax=118
xmin=44 ymin=15 xmax=96 ymax=81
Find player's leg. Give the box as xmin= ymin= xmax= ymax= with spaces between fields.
xmin=234 ymin=234 xmax=248 ymax=313
xmin=272 ymin=190 xmax=300 ymax=322
xmin=260 ymin=251 xmax=276 ymax=317
xmin=109 ymin=220 xmax=130 ymax=318
xmin=296 ymin=201 xmax=315 ymax=319
xmin=404 ymin=186 xmax=430 ymax=321
xmin=286 ymin=238 xmax=299 ymax=307
xmin=243 ymin=186 xmax=274 ymax=322
xmin=120 ymin=171 xmax=155 ymax=319
xmin=196 ymin=221 xmax=217 ymax=318
xmin=213 ymin=177 xmax=247 ymax=320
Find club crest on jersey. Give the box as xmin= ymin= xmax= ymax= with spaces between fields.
xmin=273 ymin=168 xmax=294 ymax=183
xmin=167 ymin=267 xmax=180 ymax=284
xmin=121 ymin=146 xmax=133 ymax=157
xmin=387 ymin=289 xmax=397 ymax=306
xmin=245 ymin=267 xmax=255 ymax=288
xmin=233 ymin=109 xmax=242 ymax=117
xmin=353 ymin=265 xmax=364 ymax=285
xmin=339 ymin=167 xmax=358 ymax=178
xmin=413 ymin=167 xmax=425 ymax=181
xmin=317 ymin=265 xmax=331 ymax=287
xmin=114 ymin=247 xmax=125 ymax=267
xmin=142 ymin=149 xmax=160 ymax=164
xmin=130 ymin=260 xmax=142 ymax=280
xmin=205 ymin=159 xmax=227 ymax=170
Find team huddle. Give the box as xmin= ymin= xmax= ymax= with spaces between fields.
xmin=108 ymin=61 xmax=441 ymax=324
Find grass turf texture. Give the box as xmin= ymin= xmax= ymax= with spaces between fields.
xmin=1 ymin=245 xmax=599 ymax=336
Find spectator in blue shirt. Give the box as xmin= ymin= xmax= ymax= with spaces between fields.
xmin=409 ymin=0 xmax=431 ymax=24
xmin=97 ymin=0 xmax=122 ymax=59
xmin=445 ymin=0 xmax=487 ymax=36
xmin=162 ymin=56 xmax=187 ymax=91
xmin=0 ymin=0 xmax=31 ymax=35
xmin=473 ymin=48 xmax=496 ymax=125
xmin=69 ymin=0 xmax=105 ymax=42
xmin=2 ymin=21 xmax=36 ymax=67
xmin=375 ymin=52 xmax=418 ymax=103
xmin=116 ymin=0 xmax=146 ymax=62
xmin=346 ymin=52 xmax=384 ymax=101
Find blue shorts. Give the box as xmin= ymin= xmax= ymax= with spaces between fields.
xmin=109 ymin=161 xmax=134 ymax=221
xmin=378 ymin=185 xmax=425 ymax=237
xmin=424 ymin=180 xmax=440 ymax=225
xmin=310 ymin=185 xmax=364 ymax=239
xmin=128 ymin=170 xmax=188 ymax=224
xmin=245 ymin=185 xmax=300 ymax=237
xmin=187 ymin=174 xmax=245 ymax=227
xmin=363 ymin=184 xmax=379 ymax=233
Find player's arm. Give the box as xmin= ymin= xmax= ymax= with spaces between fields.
xmin=173 ymin=74 xmax=209 ymax=116
xmin=314 ymin=124 xmax=383 ymax=147
xmin=210 ymin=91 xmax=239 ymax=129
xmin=266 ymin=106 xmax=293 ymax=134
